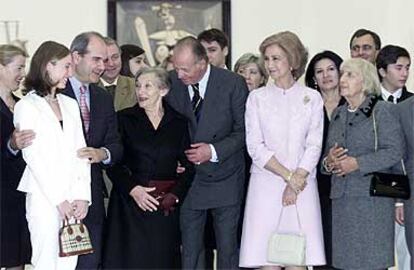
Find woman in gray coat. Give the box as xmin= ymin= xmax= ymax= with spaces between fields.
xmin=322 ymin=58 xmax=404 ymax=270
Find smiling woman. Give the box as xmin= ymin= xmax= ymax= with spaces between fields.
xmin=14 ymin=41 xmax=91 ymax=270
xmin=103 ymin=67 xmax=194 ymax=269
xmin=0 ymin=44 xmax=31 ymax=270
xmin=239 ymin=31 xmax=326 ymax=269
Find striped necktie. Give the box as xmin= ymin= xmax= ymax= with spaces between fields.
xmin=79 ymin=85 xmax=90 ymax=133
xmin=191 ymin=83 xmax=203 ymax=121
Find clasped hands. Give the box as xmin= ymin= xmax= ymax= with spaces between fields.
xmin=57 ymin=200 xmax=89 ymax=220
xmin=282 ymin=170 xmax=307 ymax=206
xmin=130 ymin=185 xmax=179 ymax=216
xmin=325 ymin=143 xmax=359 ymax=176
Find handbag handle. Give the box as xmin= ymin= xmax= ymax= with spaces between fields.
xmin=372 ymin=107 xmax=407 ymax=175
xmin=275 ymin=204 xmax=303 ymax=233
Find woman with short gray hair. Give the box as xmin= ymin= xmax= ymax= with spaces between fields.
xmin=323 ymin=58 xmax=404 ymax=269
xmin=103 ymin=67 xmax=194 ymax=269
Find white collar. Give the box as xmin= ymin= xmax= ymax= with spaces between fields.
xmin=381 ymin=85 xmax=403 ymax=102
xmin=100 ymin=76 xmax=118 ymax=87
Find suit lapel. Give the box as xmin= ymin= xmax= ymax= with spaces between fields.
xmin=399 ymin=87 xmax=413 ymax=102
xmin=0 ymin=99 xmax=12 ymax=120
xmin=63 ymin=82 xmax=90 ymax=141
xmin=194 ymin=68 xmax=219 ymax=139
xmin=88 ymin=84 xmax=99 ymax=142
xmin=114 ymin=77 xmax=129 ymax=110
xmin=174 ymin=83 xmax=197 ymax=138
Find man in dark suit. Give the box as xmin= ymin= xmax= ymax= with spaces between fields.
xmin=349 ymin=28 xmax=381 ymax=64
xmin=397 ymin=96 xmax=414 ymax=269
xmin=64 ymin=31 xmax=122 ymax=269
xmin=377 ymin=44 xmax=413 ymax=270
xmin=376 ymin=45 xmax=413 ymax=103
xmin=166 ymin=36 xmax=248 ymax=269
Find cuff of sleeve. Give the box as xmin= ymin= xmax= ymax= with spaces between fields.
xmin=7 ymin=139 xmax=19 ymax=156
xmin=256 ymin=151 xmax=275 ymax=169
xmin=395 ymin=202 xmax=404 ymax=207
xmin=209 ymin=144 xmax=219 ymax=163
xmin=101 ymin=147 xmax=111 ymax=165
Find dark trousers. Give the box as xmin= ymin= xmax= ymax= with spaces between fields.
xmin=180 ymin=204 xmax=240 ymax=270
xmin=76 ymin=221 xmax=103 ymax=270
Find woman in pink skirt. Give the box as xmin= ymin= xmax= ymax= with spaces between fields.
xmin=239 ymin=31 xmax=326 ymax=269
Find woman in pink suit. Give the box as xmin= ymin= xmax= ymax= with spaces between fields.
xmin=239 ymin=31 xmax=326 ymax=269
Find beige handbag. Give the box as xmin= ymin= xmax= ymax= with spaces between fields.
xmin=267 ymin=205 xmax=306 ymax=266
xmin=59 ymin=219 xmax=94 ymax=257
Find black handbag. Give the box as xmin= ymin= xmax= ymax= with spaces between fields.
xmin=370 ymin=171 xmax=410 ymax=199
xmin=369 ymin=107 xmax=410 ymax=199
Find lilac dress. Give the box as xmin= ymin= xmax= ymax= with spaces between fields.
xmin=239 ymin=83 xmax=326 ymax=267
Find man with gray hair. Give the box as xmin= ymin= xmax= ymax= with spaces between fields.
xmin=166 ymin=36 xmax=248 ymax=269
xmin=63 ymin=31 xmax=123 ymax=269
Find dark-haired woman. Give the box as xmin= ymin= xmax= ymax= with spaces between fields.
xmin=304 ymin=50 xmax=344 ymax=269
xmin=13 ymin=41 xmax=91 ymax=270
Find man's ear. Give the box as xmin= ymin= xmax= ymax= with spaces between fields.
xmin=223 ymin=46 xmax=229 ymax=57
xmin=71 ymin=51 xmax=80 ymax=65
xmin=378 ymin=67 xmax=387 ymax=79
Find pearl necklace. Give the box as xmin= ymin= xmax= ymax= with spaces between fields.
xmin=45 ymin=95 xmax=58 ymax=102
xmin=347 ymin=105 xmax=358 ymax=113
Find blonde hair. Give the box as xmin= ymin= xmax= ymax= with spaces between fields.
xmin=0 ymin=44 xmax=28 ymax=66
xmin=259 ymin=31 xmax=308 ymax=79
xmin=340 ymin=58 xmax=381 ymax=96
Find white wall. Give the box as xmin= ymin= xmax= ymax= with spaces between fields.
xmin=0 ymin=0 xmax=107 ymax=54
xmin=232 ymin=0 xmax=414 ymax=88
xmin=1 ymin=0 xmax=414 ymax=88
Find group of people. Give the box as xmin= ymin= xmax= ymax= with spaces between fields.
xmin=0 ymin=26 xmax=413 ymax=270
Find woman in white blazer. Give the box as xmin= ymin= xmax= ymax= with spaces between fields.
xmin=13 ymin=41 xmax=91 ymax=270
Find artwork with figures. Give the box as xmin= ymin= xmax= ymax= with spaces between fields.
xmin=108 ymin=0 xmax=230 ymax=66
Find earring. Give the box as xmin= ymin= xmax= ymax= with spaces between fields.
xmin=314 ymin=79 xmax=319 ymax=90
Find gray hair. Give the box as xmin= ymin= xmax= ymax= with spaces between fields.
xmin=70 ymin=31 xmax=105 ymax=54
xmin=135 ymin=67 xmax=171 ymax=90
xmin=234 ymin=53 xmax=268 ymax=81
xmin=340 ymin=58 xmax=381 ymax=96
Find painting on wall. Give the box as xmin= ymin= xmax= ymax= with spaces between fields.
xmin=108 ymin=0 xmax=231 ymax=66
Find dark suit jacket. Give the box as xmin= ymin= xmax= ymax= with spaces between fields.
xmin=63 ymin=82 xmax=123 ymax=224
xmin=165 ymin=66 xmax=249 ymax=209
xmin=380 ymin=86 xmax=413 ymax=103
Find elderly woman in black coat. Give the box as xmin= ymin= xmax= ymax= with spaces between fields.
xmin=322 ymin=58 xmax=404 ymax=270
xmin=103 ymin=67 xmax=194 ymax=269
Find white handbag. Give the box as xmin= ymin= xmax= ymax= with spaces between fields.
xmin=267 ymin=205 xmax=306 ymax=266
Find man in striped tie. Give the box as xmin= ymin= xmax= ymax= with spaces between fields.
xmin=63 ymin=31 xmax=123 ymax=270
xmin=166 ymin=36 xmax=249 ymax=270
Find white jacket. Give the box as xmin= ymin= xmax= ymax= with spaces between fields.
xmin=14 ymin=91 xmax=91 ymax=206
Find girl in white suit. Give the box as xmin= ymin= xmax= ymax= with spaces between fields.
xmin=13 ymin=41 xmax=91 ymax=270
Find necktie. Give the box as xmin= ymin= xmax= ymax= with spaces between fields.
xmin=191 ymin=83 xmax=203 ymax=121
xmin=387 ymin=95 xmax=395 ymax=103
xmin=79 ymin=85 xmax=90 ymax=134
xmin=105 ymin=85 xmax=116 ymax=98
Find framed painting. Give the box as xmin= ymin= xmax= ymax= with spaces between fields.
xmin=108 ymin=0 xmax=231 ymax=67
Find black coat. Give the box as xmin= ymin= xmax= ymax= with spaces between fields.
xmin=0 ymin=96 xmax=31 ymax=267
xmin=103 ymin=103 xmax=194 ymax=269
